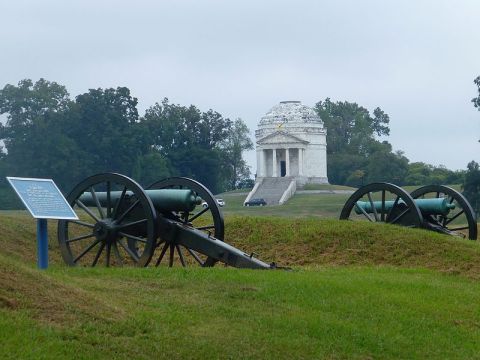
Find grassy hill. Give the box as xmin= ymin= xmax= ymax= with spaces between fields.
xmin=1 ymin=211 xmax=480 ymax=359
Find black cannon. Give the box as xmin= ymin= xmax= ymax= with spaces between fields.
xmin=57 ymin=173 xmax=275 ymax=268
xmin=340 ymin=183 xmax=477 ymax=240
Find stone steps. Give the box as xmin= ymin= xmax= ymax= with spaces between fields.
xmin=249 ymin=177 xmax=293 ymax=205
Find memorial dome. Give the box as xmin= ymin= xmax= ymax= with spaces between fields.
xmin=258 ymin=101 xmax=324 ymax=127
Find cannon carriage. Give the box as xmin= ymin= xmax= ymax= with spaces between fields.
xmin=57 ymin=173 xmax=477 ymax=269
xmin=340 ymin=183 xmax=477 ymax=240
xmin=57 ymin=173 xmax=274 ymax=269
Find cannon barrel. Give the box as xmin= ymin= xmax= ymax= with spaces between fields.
xmin=355 ymin=198 xmax=455 ymax=216
xmin=79 ymin=189 xmax=202 ymax=213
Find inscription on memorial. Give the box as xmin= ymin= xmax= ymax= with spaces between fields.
xmin=7 ymin=177 xmax=78 ymax=219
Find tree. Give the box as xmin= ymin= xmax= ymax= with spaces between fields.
xmin=472 ymin=76 xmax=480 ymax=110
xmin=314 ymin=98 xmax=392 ymax=184
xmin=345 ymin=169 xmax=365 ymax=187
xmin=314 ymin=98 xmax=390 ymax=156
xmin=0 ymin=82 xmax=151 ymax=190
xmin=404 ymin=162 xmax=433 ymax=185
xmin=0 ymin=79 xmax=77 ymax=188
xmin=366 ymin=150 xmax=409 ymax=185
xmin=463 ymin=161 xmax=480 ymax=213
xmin=220 ymin=118 xmax=254 ymax=190
xmin=132 ymin=151 xmax=172 ymax=186
xmin=140 ymin=99 xmax=234 ymax=193
xmin=327 ymin=153 xmax=367 ymax=185
xmin=0 ymin=78 xmax=70 ymax=132
xmin=465 ymin=77 xmax=480 ymax=214
xmin=64 ymin=87 xmax=146 ymax=180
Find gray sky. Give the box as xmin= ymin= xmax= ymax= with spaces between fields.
xmin=1 ymin=0 xmax=479 ymax=173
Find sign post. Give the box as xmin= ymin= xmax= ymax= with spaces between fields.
xmin=6 ymin=177 xmax=78 ymax=269
xmin=37 ymin=218 xmax=48 ymax=269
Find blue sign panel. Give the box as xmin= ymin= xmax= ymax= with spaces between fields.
xmin=7 ymin=177 xmax=78 ymax=220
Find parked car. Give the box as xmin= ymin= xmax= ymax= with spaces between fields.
xmin=201 ymin=198 xmax=225 ymax=207
xmin=244 ymin=198 xmax=267 ymax=206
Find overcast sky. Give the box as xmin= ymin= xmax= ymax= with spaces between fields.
xmin=1 ymin=0 xmax=479 ymax=173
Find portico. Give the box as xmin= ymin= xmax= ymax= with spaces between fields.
xmin=257 ymin=147 xmax=305 ymax=178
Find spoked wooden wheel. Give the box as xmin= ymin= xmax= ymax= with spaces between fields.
xmin=147 ymin=177 xmax=225 ymax=268
xmin=58 ymin=173 xmax=157 ymax=267
xmin=410 ymin=185 xmax=477 ymax=240
xmin=340 ymin=182 xmax=423 ymax=228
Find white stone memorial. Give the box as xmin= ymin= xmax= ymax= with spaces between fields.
xmin=245 ymin=101 xmax=328 ymax=205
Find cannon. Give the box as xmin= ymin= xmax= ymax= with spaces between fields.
xmin=57 ymin=173 xmax=276 ymax=268
xmin=355 ymin=198 xmax=455 ymax=217
xmin=340 ymin=183 xmax=477 ymax=240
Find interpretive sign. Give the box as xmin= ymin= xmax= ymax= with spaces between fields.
xmin=6 ymin=177 xmax=78 ymax=269
xmin=6 ymin=177 xmax=77 ymax=220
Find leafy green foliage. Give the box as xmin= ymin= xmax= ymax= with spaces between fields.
xmin=139 ymin=100 xmax=253 ymax=192
xmin=463 ymin=77 xmax=480 ymax=214
xmin=132 ymin=151 xmax=172 ymax=187
xmin=463 ymin=161 xmax=480 ymax=214
xmin=315 ymin=98 xmax=465 ymax=186
xmin=315 ymin=98 xmax=390 ymax=156
xmin=0 ymin=79 xmax=78 ymax=188
xmin=219 ymin=118 xmax=254 ymax=190
xmin=472 ymin=76 xmax=480 ymax=110
xmin=0 ymin=80 xmax=253 ymax=203
xmin=66 ymin=87 xmax=144 ymax=177
xmin=140 ymin=99 xmax=234 ymax=193
xmin=366 ymin=149 xmax=409 ymax=184
xmin=314 ymin=98 xmax=408 ymax=185
xmin=406 ymin=162 xmax=465 ymax=186
xmin=326 ymin=153 xmax=367 ymax=185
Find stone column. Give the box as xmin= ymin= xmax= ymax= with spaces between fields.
xmin=299 ymin=148 xmax=303 ymax=176
xmin=272 ymin=149 xmax=277 ymax=177
xmin=262 ymin=150 xmax=267 ymax=177
xmin=256 ymin=150 xmax=262 ymax=177
xmin=285 ymin=148 xmax=290 ymax=176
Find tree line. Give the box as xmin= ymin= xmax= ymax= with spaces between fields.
xmin=0 ymin=79 xmax=253 ymax=208
xmin=314 ymin=98 xmax=465 ymax=187
xmin=0 ymin=77 xmax=477 ymax=212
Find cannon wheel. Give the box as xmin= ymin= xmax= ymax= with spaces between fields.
xmin=147 ymin=177 xmax=225 ymax=267
xmin=340 ymin=182 xmax=423 ymax=228
xmin=410 ymin=185 xmax=477 ymax=240
xmin=58 ymin=173 xmax=157 ymax=267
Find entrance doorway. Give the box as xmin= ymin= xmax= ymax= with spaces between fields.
xmin=280 ymin=161 xmax=286 ymax=177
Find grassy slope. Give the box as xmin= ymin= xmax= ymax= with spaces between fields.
xmin=226 ymin=217 xmax=480 ymax=278
xmin=1 ymin=210 xmax=480 ymax=358
xmin=3 ymin=264 xmax=480 ymax=359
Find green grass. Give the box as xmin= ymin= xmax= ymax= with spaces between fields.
xmin=221 ymin=192 xmax=351 ymax=217
xmin=1 ymin=205 xmax=480 ymax=359
xmin=2 ymin=260 xmax=480 ymax=359
xmin=301 ymin=183 xmax=356 ymax=191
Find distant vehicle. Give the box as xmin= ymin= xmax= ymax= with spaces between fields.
xmin=244 ymin=198 xmax=267 ymax=206
xmin=201 ymin=198 xmax=225 ymax=207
